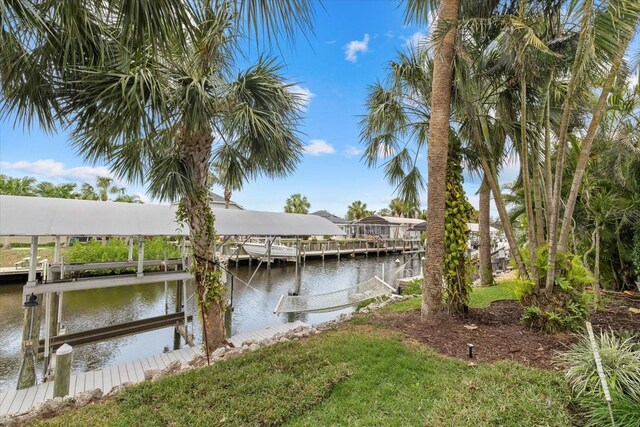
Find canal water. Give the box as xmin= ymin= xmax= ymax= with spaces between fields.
xmin=0 ymin=255 xmax=420 ymax=392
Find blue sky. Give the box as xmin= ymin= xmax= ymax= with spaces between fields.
xmin=1 ymin=1 xmax=637 ymax=218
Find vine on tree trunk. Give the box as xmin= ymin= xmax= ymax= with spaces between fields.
xmin=443 ymin=135 xmax=474 ymax=316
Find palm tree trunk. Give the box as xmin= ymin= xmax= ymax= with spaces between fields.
xmin=224 ymin=188 xmax=231 ymax=209
xmin=544 ymin=77 xmax=553 ymax=233
xmin=479 ymin=175 xmax=493 ymax=287
xmin=593 ymin=220 xmax=601 ymax=308
xmin=180 ymin=131 xmax=226 ymax=353
xmin=557 ymin=34 xmax=633 ymax=252
xmin=479 ymin=156 xmax=529 ymax=279
xmin=545 ymin=0 xmax=595 ymax=294
xmin=421 ymin=0 xmax=460 ymax=322
xmin=534 ymin=74 xmax=551 ymax=245
xmin=520 ymin=77 xmax=539 ymax=288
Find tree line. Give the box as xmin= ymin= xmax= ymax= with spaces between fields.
xmin=0 ymin=175 xmax=142 ymax=203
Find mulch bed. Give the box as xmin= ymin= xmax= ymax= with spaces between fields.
xmin=371 ymin=295 xmax=640 ymax=371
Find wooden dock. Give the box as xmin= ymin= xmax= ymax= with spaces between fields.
xmin=0 ymin=321 xmax=308 ymax=416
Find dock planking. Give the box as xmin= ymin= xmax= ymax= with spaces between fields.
xmin=0 ymin=321 xmax=309 ymax=416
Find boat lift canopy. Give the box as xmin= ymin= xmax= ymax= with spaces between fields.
xmin=0 ymin=195 xmax=344 ymax=237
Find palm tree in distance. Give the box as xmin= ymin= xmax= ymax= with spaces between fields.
xmin=1 ymin=1 xmax=315 ymax=351
xmin=78 ymin=183 xmax=99 ymax=201
xmin=95 ymin=177 xmax=123 ymax=202
xmin=284 ymin=193 xmax=311 ymax=214
xmin=389 ymin=198 xmax=405 ymax=217
xmin=0 ymin=175 xmax=36 ymax=196
xmin=347 ymin=200 xmax=369 ymax=238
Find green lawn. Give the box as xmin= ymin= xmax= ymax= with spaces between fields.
xmin=382 ymin=279 xmax=518 ymax=313
xmin=36 ymin=323 xmax=572 ymax=427
xmin=470 ymin=279 xmax=518 ymax=308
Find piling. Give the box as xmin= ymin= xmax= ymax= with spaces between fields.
xmin=224 ymin=304 xmax=232 ymax=338
xmin=287 ymin=289 xmax=298 ymax=323
xmin=53 ymin=344 xmax=73 ymax=398
xmin=17 ymin=294 xmax=39 ymax=390
xmin=174 ymin=281 xmax=184 ymax=349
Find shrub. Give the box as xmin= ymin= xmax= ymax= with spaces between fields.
xmin=64 ymin=238 xmax=181 ymax=276
xmin=402 ymin=278 xmax=423 ymax=295
xmin=578 ymin=392 xmax=640 ymax=427
xmin=556 ymin=330 xmax=640 ymax=426
xmin=518 ymin=246 xmax=591 ymax=332
xmin=555 ymin=330 xmax=640 ymax=400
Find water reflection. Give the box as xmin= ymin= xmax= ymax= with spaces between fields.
xmin=0 ymin=255 xmax=419 ymax=392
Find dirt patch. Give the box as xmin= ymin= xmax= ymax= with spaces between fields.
xmin=371 ymin=296 xmax=640 ymax=371
xmin=591 ymin=294 xmax=640 ymax=333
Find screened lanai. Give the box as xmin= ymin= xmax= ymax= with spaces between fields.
xmin=353 ymin=216 xmax=426 ymax=240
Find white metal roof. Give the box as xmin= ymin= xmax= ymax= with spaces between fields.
xmin=360 ymin=215 xmax=426 ymax=226
xmin=0 ymin=195 xmax=344 ymax=237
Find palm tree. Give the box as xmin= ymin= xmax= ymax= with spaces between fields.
xmin=0 ymin=175 xmax=36 ymax=196
xmin=478 ymin=176 xmax=494 ymax=287
xmin=378 ymin=208 xmax=391 ymax=216
xmin=95 ymin=177 xmax=122 ymax=202
xmin=389 ymin=198 xmax=405 ymax=217
xmin=1 ymin=1 xmax=315 ymax=352
xmin=114 ymin=194 xmax=143 ymax=204
xmin=545 ymin=0 xmax=640 ymax=293
xmin=404 ymin=0 xmax=460 ymax=321
xmin=347 ymin=200 xmax=368 ymax=238
xmin=556 ymin=4 xmax=640 ymax=254
xmin=284 ymin=194 xmax=311 ymax=214
xmin=78 ymin=183 xmax=99 ymax=201
xmin=34 ymin=181 xmax=78 ymax=199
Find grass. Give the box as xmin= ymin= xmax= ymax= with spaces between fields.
xmin=470 ymin=279 xmax=518 ymax=308
xmin=379 ymin=278 xmax=519 ymax=313
xmin=35 ymin=324 xmax=573 ymax=427
xmin=0 ymin=247 xmax=56 ymax=267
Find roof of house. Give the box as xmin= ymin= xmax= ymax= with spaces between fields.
xmin=0 ymin=196 xmax=344 ymax=237
xmin=310 ymin=210 xmax=348 ymax=224
xmin=210 ymin=192 xmax=243 ymax=209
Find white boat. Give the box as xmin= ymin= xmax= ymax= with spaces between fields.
xmin=242 ymin=241 xmax=297 ymax=259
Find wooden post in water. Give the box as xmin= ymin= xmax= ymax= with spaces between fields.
xmin=53 ymin=344 xmax=72 ymax=398
xmin=17 ymin=293 xmax=39 ymax=390
xmin=337 ymin=242 xmax=341 ymax=261
xmin=266 ymin=237 xmax=272 ymax=271
xmin=18 ymin=236 xmax=41 ymax=390
xmin=174 ymin=280 xmax=184 ymax=349
xmin=224 ymin=304 xmax=232 ymax=338
xmin=137 ymin=237 xmax=145 ymax=278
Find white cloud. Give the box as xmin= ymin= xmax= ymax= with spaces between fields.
xmin=304 ymin=139 xmax=335 ymax=156
xmin=325 ymin=40 xmax=337 ymax=45
xmin=377 ymin=145 xmax=395 ymax=158
xmin=0 ymin=159 xmax=113 ymax=183
xmin=384 ymin=30 xmax=395 ymax=39
xmin=344 ymin=34 xmax=370 ymax=63
xmin=288 ymin=84 xmax=315 ymax=111
xmin=344 ymin=146 xmax=363 ymax=157
xmin=405 ymin=31 xmax=426 ymax=50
